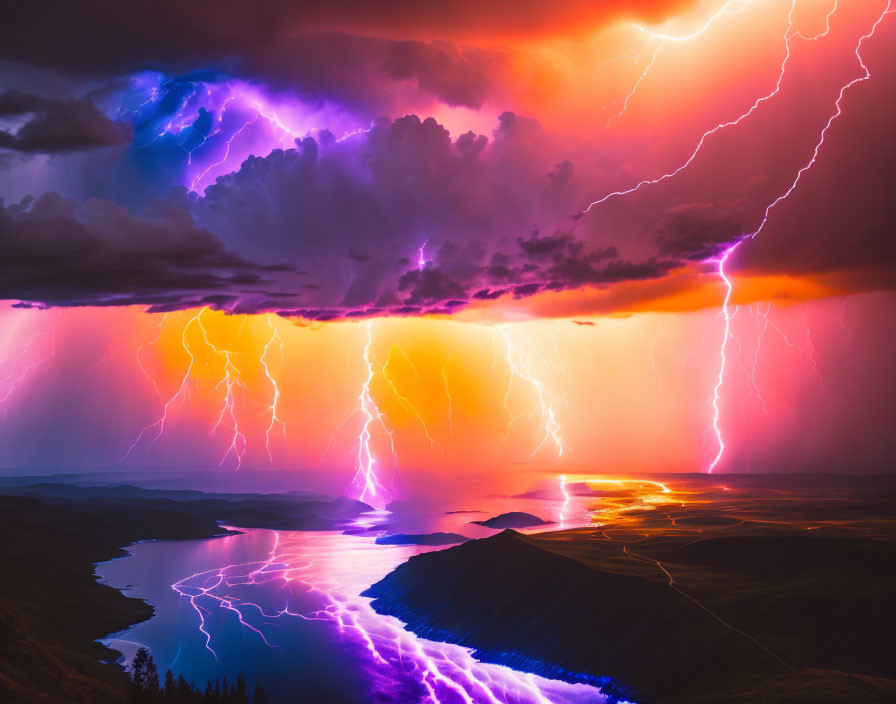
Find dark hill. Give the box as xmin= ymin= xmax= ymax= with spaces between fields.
xmin=471 ymin=512 xmax=548 ymax=529
xmin=363 ymin=529 xmax=787 ymax=702
xmin=0 ymin=495 xmax=226 ymax=704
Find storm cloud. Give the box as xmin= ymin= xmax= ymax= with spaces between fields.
xmin=0 ymin=90 xmax=132 ymax=153
xmin=0 ymin=192 xmax=292 ymax=310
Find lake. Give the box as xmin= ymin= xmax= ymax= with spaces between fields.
xmin=95 ymin=488 xmax=630 ymax=703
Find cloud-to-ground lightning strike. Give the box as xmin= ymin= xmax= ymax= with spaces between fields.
xmin=261 ymin=316 xmax=287 ymax=461
xmin=352 ymin=322 xmax=394 ymax=504
xmin=206 ymin=343 xmax=248 ymax=471
xmin=121 ymin=310 xmax=203 ymax=461
xmin=329 ymin=325 xmax=450 ymax=500
xmin=122 ymin=309 xmax=290 ymax=468
xmin=707 ymin=243 xmax=739 ymax=473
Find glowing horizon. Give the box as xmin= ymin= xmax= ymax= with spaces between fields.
xmin=1 ymin=0 xmax=895 ymax=499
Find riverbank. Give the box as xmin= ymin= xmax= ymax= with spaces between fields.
xmin=0 ymin=494 xmax=227 ymax=703
xmin=0 ymin=482 xmax=371 ymax=703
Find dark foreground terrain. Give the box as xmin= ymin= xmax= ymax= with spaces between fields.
xmin=365 ymin=475 xmax=896 ymax=703
xmin=0 ymin=481 xmax=370 ymax=703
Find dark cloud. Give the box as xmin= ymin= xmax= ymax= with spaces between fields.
xmin=518 ymin=230 xmax=572 ymax=257
xmin=0 ymin=0 xmax=698 ymax=121
xmin=0 ymin=1 xmax=692 ymax=75
xmin=0 ymin=90 xmax=132 ymax=153
xmin=398 ymin=267 xmax=468 ymax=306
xmin=0 ymin=111 xmax=676 ymax=317
xmin=6 ymin=60 xmax=895 ymax=321
xmin=184 ymin=111 xmax=672 ymax=318
xmin=0 ymin=192 xmax=292 ymax=309
xmin=242 ymin=33 xmax=504 ymax=113
xmin=656 ymin=200 xmax=746 ymax=261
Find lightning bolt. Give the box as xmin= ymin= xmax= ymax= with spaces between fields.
xmin=352 ymin=322 xmax=394 ymax=505
xmin=189 ymin=106 xmax=263 ymax=193
xmin=800 ymin=304 xmax=823 ymax=389
xmin=745 ymin=1 xmax=893 ymax=243
xmin=749 ymin=304 xmax=770 ymax=416
xmin=706 ymin=1 xmax=891 ymax=471
xmin=605 ymin=0 xmax=759 ymax=125
xmin=496 ymin=326 xmax=564 ymax=459
xmin=196 ymin=313 xmax=248 ymax=470
xmin=587 ymin=0 xmax=843 ymax=212
xmin=261 ymin=315 xmax=287 ymax=462
xmin=836 ymin=297 xmax=852 ymax=344
xmin=171 ymin=530 xmax=612 ymax=703
xmin=605 ymin=38 xmax=665 ymax=127
xmin=0 ymin=313 xmax=60 ymax=405
xmin=78 ymin=346 xmax=118 ymax=388
xmin=380 ymin=344 xmax=442 ymax=452
xmin=707 ymin=242 xmax=739 ymax=473
xmin=120 ymin=310 xmax=202 ymax=460
xmin=558 ymin=474 xmax=571 ymax=526
xmin=416 ymin=242 xmax=430 ymax=270
xmin=631 ymin=0 xmax=757 ymax=43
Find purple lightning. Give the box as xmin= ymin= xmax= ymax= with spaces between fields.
xmin=707 ymin=242 xmax=739 ymax=473
xmin=352 ymin=322 xmax=394 ymax=505
xmin=705 ymin=1 xmax=892 ymax=472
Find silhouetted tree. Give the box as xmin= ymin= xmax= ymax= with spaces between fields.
xmin=126 ymin=655 xmax=262 ymax=704
xmin=177 ymin=673 xmax=193 ymax=703
xmin=130 ymin=648 xmax=159 ymax=701
xmin=163 ymin=669 xmax=176 ymax=701
xmin=146 ymin=654 xmax=160 ymax=696
xmin=233 ymin=673 xmax=249 ymax=704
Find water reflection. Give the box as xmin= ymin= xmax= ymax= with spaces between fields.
xmin=97 ymin=480 xmax=683 ymax=703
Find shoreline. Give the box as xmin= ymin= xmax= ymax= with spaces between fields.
xmin=364 ymin=480 xmax=896 ymax=703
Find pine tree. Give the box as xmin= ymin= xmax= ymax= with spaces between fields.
xmin=145 ymin=651 xmax=161 ymax=696
xmin=233 ymin=673 xmax=249 ymax=704
xmin=130 ymin=648 xmax=161 ymax=700
xmin=252 ymin=685 xmax=270 ymax=704
xmin=177 ymin=673 xmax=193 ymax=703
xmin=164 ymin=669 xmax=176 ymax=701
xmin=131 ymin=648 xmax=151 ymax=694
